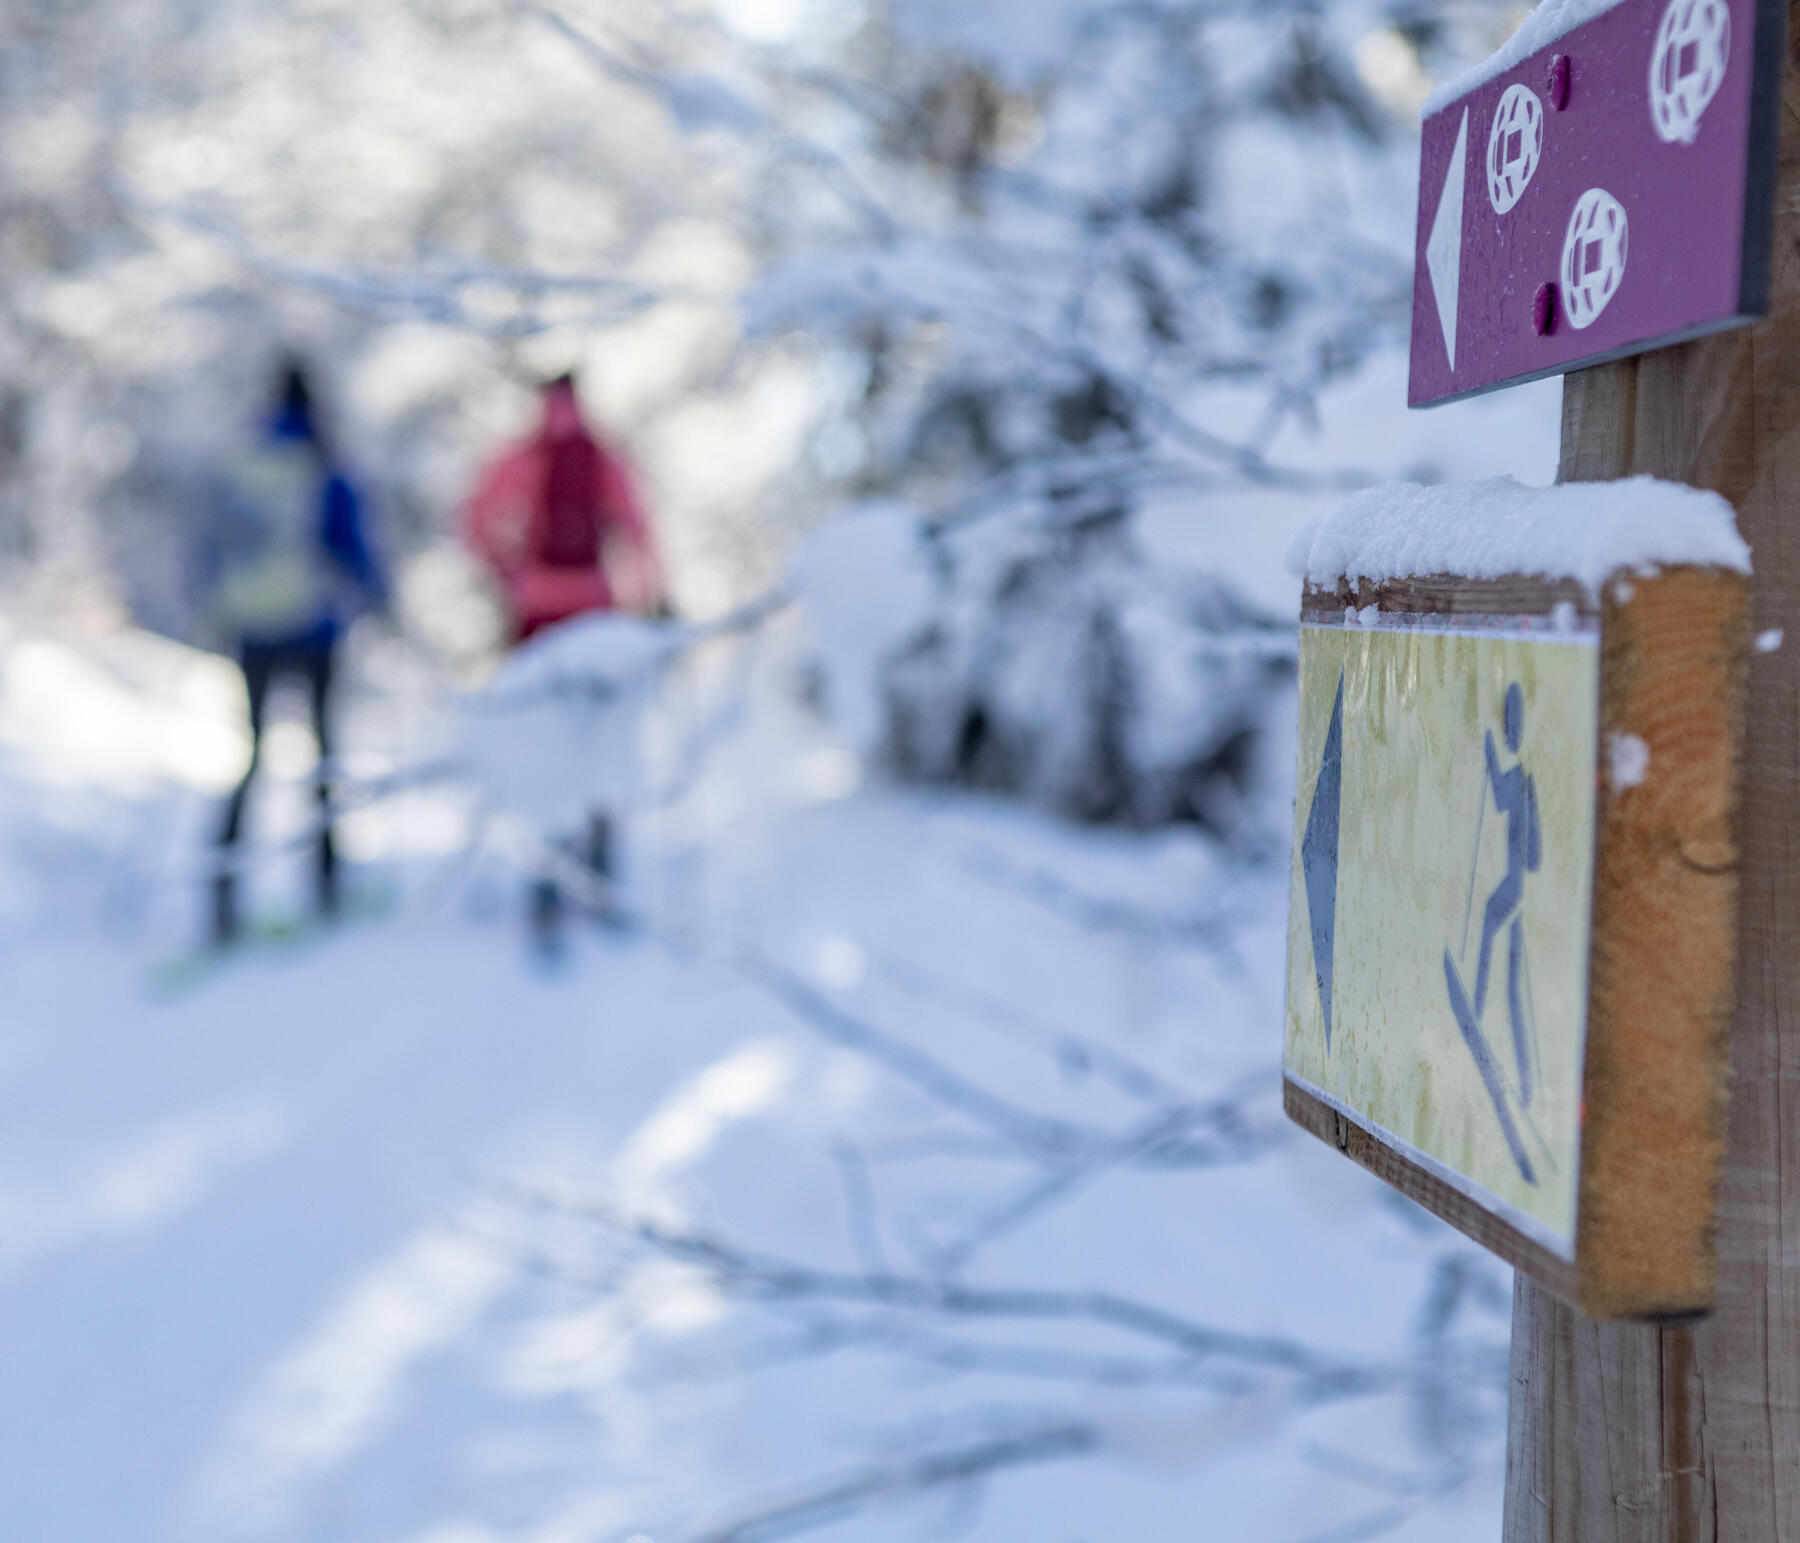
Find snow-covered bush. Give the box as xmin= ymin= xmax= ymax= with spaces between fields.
xmin=797 ymin=502 xmax=1292 ymax=832
xmin=889 ymin=524 xmax=1289 ymax=830
xmin=456 ymin=610 xmax=670 ymax=836
xmin=725 ymin=0 xmax=1474 ymax=832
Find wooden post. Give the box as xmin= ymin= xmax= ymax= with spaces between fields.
xmin=1503 ymin=5 xmax=1800 ymax=1536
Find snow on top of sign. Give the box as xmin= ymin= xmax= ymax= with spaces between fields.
xmin=1422 ymin=0 xmax=1631 ymax=117
xmin=1287 ymin=476 xmax=1750 ymax=592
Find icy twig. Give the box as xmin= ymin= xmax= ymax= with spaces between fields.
xmin=868 ymin=945 xmax=1202 ymax=1107
xmin=568 ymin=1204 xmax=1397 ymax=1391
xmin=686 ymin=1422 xmax=1099 ymax=1543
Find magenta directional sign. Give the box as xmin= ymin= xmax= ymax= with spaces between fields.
xmin=1409 ymin=0 xmax=1783 ymax=407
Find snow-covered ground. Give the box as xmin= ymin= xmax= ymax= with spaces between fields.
xmin=0 ymin=607 xmax=1518 ymax=1543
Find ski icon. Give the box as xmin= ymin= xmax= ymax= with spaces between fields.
xmin=1443 ymin=948 xmax=1536 ymax=1185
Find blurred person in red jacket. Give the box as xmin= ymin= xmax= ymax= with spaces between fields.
xmin=462 ymin=373 xmax=664 ymax=641
xmin=461 ymin=373 xmax=666 ymax=955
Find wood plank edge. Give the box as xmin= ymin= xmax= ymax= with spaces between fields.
xmin=1573 ymin=564 xmax=1749 ymax=1320
xmin=1301 ymin=574 xmax=1597 ymax=622
xmin=1282 ymin=1076 xmax=1578 ymax=1302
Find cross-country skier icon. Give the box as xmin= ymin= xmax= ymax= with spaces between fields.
xmin=1443 ymin=683 xmax=1543 ymax=1185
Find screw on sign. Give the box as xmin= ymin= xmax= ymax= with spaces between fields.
xmin=1547 ymin=52 xmax=1572 ymax=109
xmin=1532 ymin=280 xmax=1557 ymax=336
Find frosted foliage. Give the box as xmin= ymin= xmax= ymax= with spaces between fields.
xmin=888 ymin=0 xmax=1093 ymax=83
xmin=735 ymin=0 xmax=1435 ymax=547
xmin=0 ymin=0 xmax=765 ymax=630
xmin=790 ymin=504 xmax=936 ymax=754
xmin=860 ymin=512 xmax=1290 ymax=831
xmin=1288 ymin=475 xmax=1750 ymax=592
xmin=739 ymin=0 xmax=1523 ymax=834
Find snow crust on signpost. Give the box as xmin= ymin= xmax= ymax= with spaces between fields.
xmin=1287 ymin=476 xmax=1750 ymax=594
xmin=1421 ymin=0 xmax=1633 ymax=116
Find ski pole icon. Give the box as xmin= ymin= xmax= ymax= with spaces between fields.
xmin=1443 ymin=683 xmax=1542 ymax=1185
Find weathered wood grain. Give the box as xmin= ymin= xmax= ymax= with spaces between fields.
xmin=1304 ymin=574 xmax=1596 ymax=622
xmin=1504 ymin=3 xmax=1800 ymax=1535
xmin=1582 ymin=567 xmax=1748 ymax=1319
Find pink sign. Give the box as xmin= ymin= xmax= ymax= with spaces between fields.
xmin=1409 ymin=0 xmax=1782 ymax=408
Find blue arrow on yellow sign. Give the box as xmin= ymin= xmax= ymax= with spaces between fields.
xmin=1301 ymin=672 xmax=1344 ymax=1047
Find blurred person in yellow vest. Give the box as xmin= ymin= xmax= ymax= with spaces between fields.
xmin=201 ymin=359 xmax=387 ymax=947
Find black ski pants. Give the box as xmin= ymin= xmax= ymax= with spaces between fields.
xmin=214 ymin=640 xmax=337 ymax=941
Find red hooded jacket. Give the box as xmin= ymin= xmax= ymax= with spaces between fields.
xmin=463 ymin=384 xmax=662 ymax=642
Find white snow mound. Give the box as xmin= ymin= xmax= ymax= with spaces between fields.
xmin=458 ymin=611 xmax=671 ymax=830
xmin=1286 ymin=476 xmax=1749 ymax=593
xmin=789 ymin=501 xmax=936 ymax=755
xmin=1423 ymin=0 xmax=1631 ymax=118
xmin=495 ymin=611 xmax=673 ymax=691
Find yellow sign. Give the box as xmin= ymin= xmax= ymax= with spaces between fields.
xmin=1283 ymin=613 xmax=1598 ymax=1257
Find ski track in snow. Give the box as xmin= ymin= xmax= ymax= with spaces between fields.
xmin=0 ymin=626 xmax=1508 ymax=1543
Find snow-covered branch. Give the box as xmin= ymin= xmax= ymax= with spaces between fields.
xmin=735 ymin=946 xmax=1278 ymax=1175
xmin=688 ymin=1421 xmax=1099 ymax=1543
xmin=528 ymin=1200 xmax=1405 ymax=1393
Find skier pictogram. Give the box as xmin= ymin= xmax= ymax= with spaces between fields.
xmin=1443 ymin=683 xmax=1544 ymax=1185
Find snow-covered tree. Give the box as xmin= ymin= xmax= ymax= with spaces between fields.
xmin=489 ymin=0 xmax=1531 ymax=831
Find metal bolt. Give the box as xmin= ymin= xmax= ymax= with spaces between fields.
xmin=1548 ymin=53 xmax=1571 ymax=110
xmin=1533 ymin=281 xmax=1558 ymax=336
